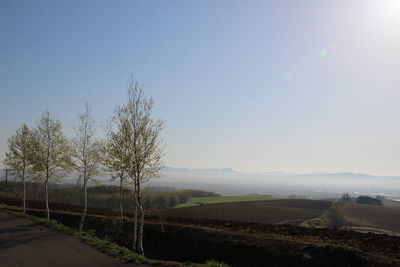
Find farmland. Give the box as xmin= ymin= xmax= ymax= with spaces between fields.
xmin=344 ymin=203 xmax=400 ymax=234
xmin=2 ymin=198 xmax=400 ymax=267
xmin=174 ymin=195 xmax=274 ymax=208
xmin=164 ymin=199 xmax=332 ymax=225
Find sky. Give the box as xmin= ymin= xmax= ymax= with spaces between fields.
xmin=1 ymin=0 xmax=400 ymax=176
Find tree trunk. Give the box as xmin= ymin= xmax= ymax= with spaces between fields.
xmin=45 ymin=179 xmax=50 ymax=220
xmin=79 ymin=179 xmax=88 ymax=231
xmin=137 ymin=180 xmax=144 ymax=255
xmin=22 ymin=175 xmax=26 ymax=214
xmin=137 ymin=193 xmax=144 ymax=255
xmin=117 ymin=176 xmax=124 ymax=238
xmin=119 ymin=176 xmax=124 ymax=222
xmin=132 ymin=189 xmax=138 ymax=252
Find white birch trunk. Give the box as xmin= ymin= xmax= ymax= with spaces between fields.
xmin=132 ymin=189 xmax=138 ymax=251
xmin=79 ymin=179 xmax=88 ymax=231
xmin=22 ymin=175 xmax=26 ymax=214
xmin=119 ymin=177 xmax=124 ymax=222
xmin=45 ymin=179 xmax=50 ymax=220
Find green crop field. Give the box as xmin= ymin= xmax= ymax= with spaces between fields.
xmin=164 ymin=199 xmax=332 ymax=225
xmin=174 ymin=195 xmax=275 ymax=208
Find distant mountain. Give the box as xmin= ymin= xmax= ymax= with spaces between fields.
xmin=160 ymin=167 xmax=399 ymax=179
xmin=1 ymin=167 xmax=397 ymax=180
xmin=161 ymin=167 xmax=237 ymax=174
xmin=297 ymin=172 xmax=373 ymax=178
xmin=242 ymin=170 xmax=391 ymax=178
xmin=329 ymin=172 xmax=372 ymax=177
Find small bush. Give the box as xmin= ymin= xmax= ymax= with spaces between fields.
xmin=327 ymin=202 xmax=345 ymax=228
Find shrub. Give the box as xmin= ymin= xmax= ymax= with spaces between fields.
xmin=327 ymin=202 xmax=345 ymax=228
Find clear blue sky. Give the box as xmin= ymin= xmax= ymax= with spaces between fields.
xmin=1 ymin=0 xmax=400 ymax=175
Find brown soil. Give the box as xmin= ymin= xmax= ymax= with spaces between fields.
xmin=162 ymin=199 xmax=331 ymax=225
xmin=345 ymin=203 xmax=400 ymax=232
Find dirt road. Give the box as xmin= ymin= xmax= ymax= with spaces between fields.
xmin=0 ymin=211 xmax=147 ymax=267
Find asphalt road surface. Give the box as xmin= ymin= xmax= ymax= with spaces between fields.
xmin=0 ymin=211 xmax=148 ymax=267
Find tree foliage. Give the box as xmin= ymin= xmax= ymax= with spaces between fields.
xmin=356 ymin=195 xmax=383 ymax=206
xmin=327 ymin=202 xmax=345 ymax=228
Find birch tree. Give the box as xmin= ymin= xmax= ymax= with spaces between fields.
xmin=114 ymin=78 xmax=165 ymax=254
xmin=4 ymin=124 xmax=35 ymax=213
xmin=71 ymin=103 xmax=101 ymax=231
xmin=102 ymin=99 xmax=137 ymax=242
xmin=32 ymin=110 xmax=72 ymax=220
xmin=101 ymin=131 xmax=129 ymax=225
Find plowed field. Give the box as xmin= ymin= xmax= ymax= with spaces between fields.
xmin=163 ymin=199 xmax=332 ymax=225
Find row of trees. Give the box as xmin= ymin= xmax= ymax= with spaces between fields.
xmin=3 ymin=77 xmax=164 ymax=254
xmin=0 ymin=183 xmax=219 ymax=210
xmin=356 ymin=196 xmax=383 ymax=206
xmin=340 ymin=193 xmax=385 ymax=206
xmin=4 ymin=112 xmax=72 ymax=220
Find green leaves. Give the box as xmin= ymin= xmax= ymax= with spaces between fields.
xmin=31 ymin=110 xmax=73 ymax=182
xmin=4 ymin=123 xmax=36 ymax=180
xmin=71 ymin=103 xmax=101 ymax=184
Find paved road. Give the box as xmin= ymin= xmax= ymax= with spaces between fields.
xmin=0 ymin=211 xmax=147 ymax=267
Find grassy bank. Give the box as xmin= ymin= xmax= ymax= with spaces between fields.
xmin=1 ymin=207 xmax=229 ymax=267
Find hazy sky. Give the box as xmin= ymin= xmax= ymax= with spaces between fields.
xmin=1 ymin=0 xmax=400 ymax=175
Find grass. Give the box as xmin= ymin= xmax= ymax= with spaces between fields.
xmin=301 ymin=211 xmax=329 ymax=228
xmin=174 ymin=195 xmax=275 ymax=208
xmin=2 ymin=207 xmax=229 ymax=267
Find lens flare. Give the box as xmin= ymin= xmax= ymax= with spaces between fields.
xmin=320 ymin=50 xmax=328 ymax=57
